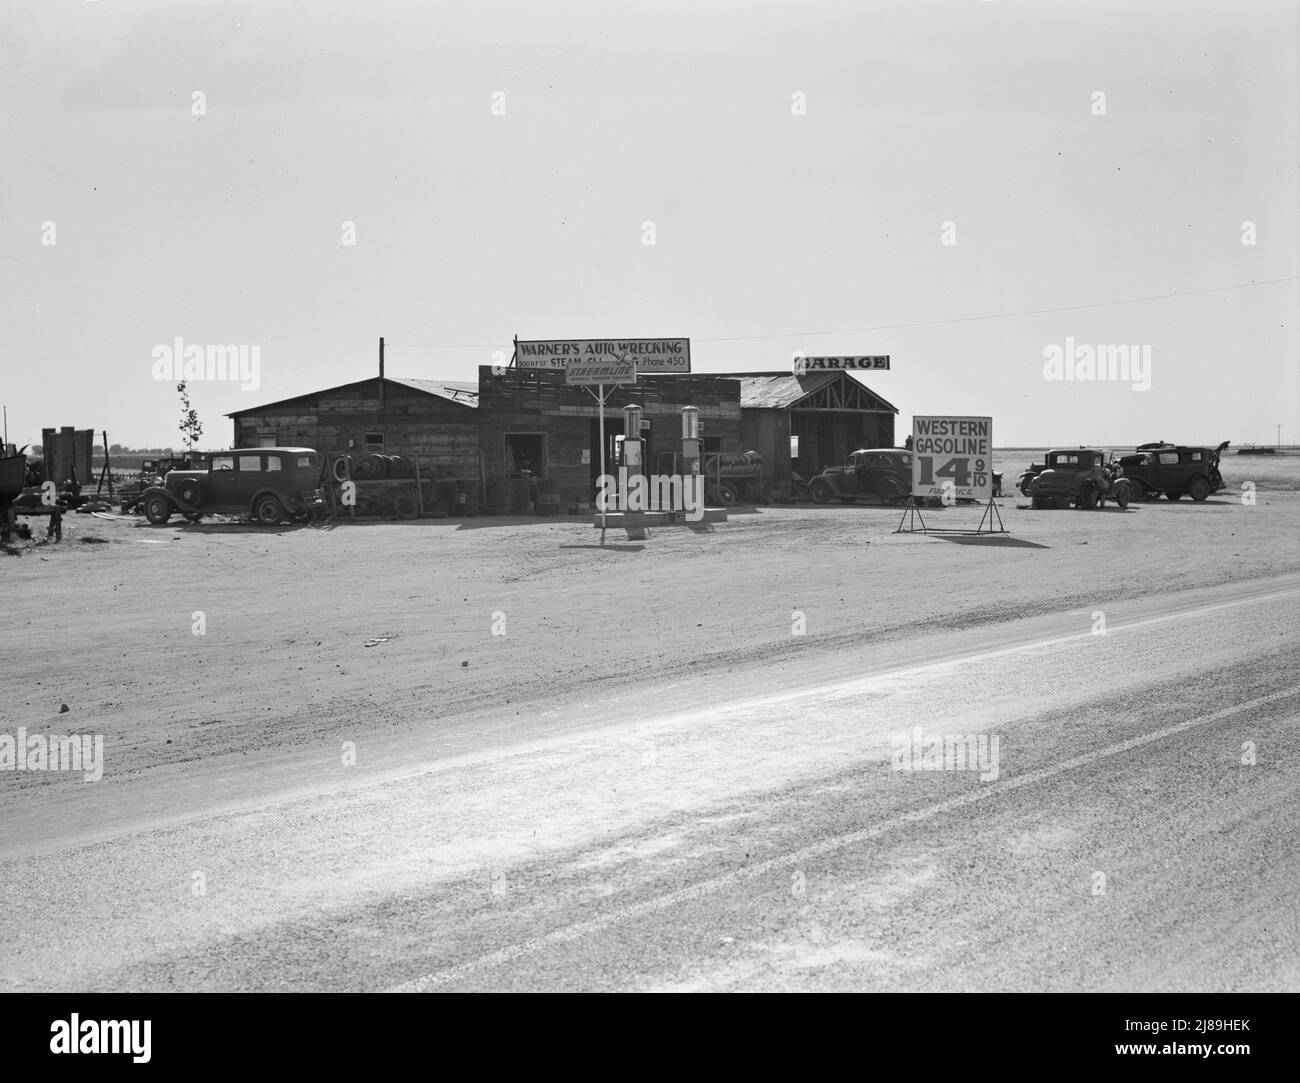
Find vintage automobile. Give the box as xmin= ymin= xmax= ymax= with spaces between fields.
xmin=808 ymin=448 xmax=914 ymax=505
xmin=1028 ymin=448 xmax=1132 ymax=510
xmin=809 ymin=448 xmax=1002 ymax=506
xmin=1116 ymin=441 xmax=1229 ymax=502
xmin=139 ymin=447 xmax=326 ymax=525
xmin=1017 ymin=458 xmax=1048 ymax=497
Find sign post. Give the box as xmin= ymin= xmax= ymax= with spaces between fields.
xmin=565 ymin=355 xmax=637 ymax=545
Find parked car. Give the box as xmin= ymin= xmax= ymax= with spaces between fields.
xmin=1018 ymin=458 xmax=1047 ymax=497
xmin=1116 ymin=441 xmax=1229 ymax=502
xmin=1028 ymin=448 xmax=1132 ymax=510
xmin=808 ymin=448 xmax=913 ymax=505
xmin=139 ymin=447 xmax=326 ymax=525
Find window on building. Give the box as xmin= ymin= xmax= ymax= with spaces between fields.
xmin=256 ymin=432 xmax=277 ymax=448
xmin=363 ymin=432 xmax=385 ymax=449
xmin=789 ymin=436 xmax=800 ymax=459
xmin=505 ymin=433 xmax=545 ymax=476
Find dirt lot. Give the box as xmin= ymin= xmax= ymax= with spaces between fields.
xmin=3 ymin=488 xmax=1297 ymax=805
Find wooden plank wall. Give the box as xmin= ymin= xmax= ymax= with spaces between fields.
xmin=231 ymin=379 xmax=480 ymax=478
xmin=41 ymin=427 xmax=95 ymax=487
xmin=740 ymin=409 xmax=793 ymax=497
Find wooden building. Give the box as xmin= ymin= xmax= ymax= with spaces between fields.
xmin=475 ymin=365 xmax=744 ymax=506
xmin=227 ymin=377 xmax=479 ymax=478
xmin=722 ymin=372 xmax=898 ymax=498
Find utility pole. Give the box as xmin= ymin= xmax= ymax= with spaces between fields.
xmin=1277 ymin=423 xmax=1282 ymax=449
xmin=379 ymin=336 xmax=385 ymax=409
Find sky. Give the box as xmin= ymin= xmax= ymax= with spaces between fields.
xmin=1 ymin=0 xmax=1296 ymax=451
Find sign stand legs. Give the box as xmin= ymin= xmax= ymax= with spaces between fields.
xmin=895 ymin=500 xmax=928 ymax=534
xmin=976 ymin=497 xmax=1006 ymax=534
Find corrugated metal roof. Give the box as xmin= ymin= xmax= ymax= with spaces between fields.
xmin=385 ymin=377 xmax=479 ymax=407
xmin=733 ymin=372 xmax=838 ymax=409
xmin=229 ymin=376 xmax=478 ymax=416
xmin=718 ymin=371 xmax=898 ymax=413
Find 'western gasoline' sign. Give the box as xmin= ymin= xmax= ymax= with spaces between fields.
xmin=911 ymin=416 xmax=993 ymax=502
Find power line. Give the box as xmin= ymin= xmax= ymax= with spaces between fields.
xmin=381 ymin=273 xmax=1298 ymax=349
xmin=696 ymin=274 xmax=1300 ymax=342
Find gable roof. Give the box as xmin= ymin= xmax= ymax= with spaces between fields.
xmin=384 ymin=377 xmax=479 ymax=406
xmin=228 ymin=376 xmax=478 ymax=417
xmin=721 ymin=371 xmax=898 ymax=413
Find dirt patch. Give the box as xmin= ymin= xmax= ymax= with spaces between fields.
xmin=3 ymin=497 xmax=1297 ymax=797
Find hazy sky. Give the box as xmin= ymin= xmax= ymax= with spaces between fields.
xmin=2 ymin=0 xmax=1296 ymax=450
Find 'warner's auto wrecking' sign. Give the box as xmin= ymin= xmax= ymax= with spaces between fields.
xmin=517 ymin=338 xmax=691 ymax=373
xmin=911 ymin=416 xmax=993 ymax=502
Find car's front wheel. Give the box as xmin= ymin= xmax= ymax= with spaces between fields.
xmin=254 ymin=495 xmax=285 ymax=525
xmin=143 ymin=495 xmax=172 ymax=524
xmin=809 ymin=481 xmax=833 ymax=504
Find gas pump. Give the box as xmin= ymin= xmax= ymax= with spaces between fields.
xmin=622 ymin=404 xmax=644 ymax=474
xmin=681 ymin=406 xmax=704 ymax=513
xmin=621 ymin=404 xmax=646 ymax=538
xmin=680 ymin=406 xmax=701 ymax=476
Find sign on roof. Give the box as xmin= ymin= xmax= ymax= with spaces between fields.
xmin=794 ymin=356 xmax=890 ymax=373
xmin=565 ymin=357 xmax=637 ymax=385
xmin=517 ymin=338 xmax=690 ymax=373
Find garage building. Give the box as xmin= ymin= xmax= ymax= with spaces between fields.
xmin=228 ymin=376 xmax=480 ymax=479
xmin=721 ymin=371 xmax=899 ymax=499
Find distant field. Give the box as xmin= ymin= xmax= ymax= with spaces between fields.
xmin=993 ymin=447 xmax=1300 ymax=492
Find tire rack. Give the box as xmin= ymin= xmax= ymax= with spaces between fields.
xmin=325 ymin=452 xmax=425 ymax=522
